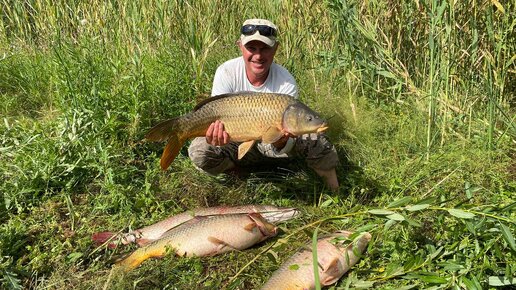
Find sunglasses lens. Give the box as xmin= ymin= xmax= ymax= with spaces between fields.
xmin=257 ymin=26 xmax=275 ymax=36
xmin=241 ymin=25 xmax=276 ymax=37
xmin=241 ymin=25 xmax=256 ymax=35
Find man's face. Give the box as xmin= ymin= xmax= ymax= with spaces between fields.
xmin=239 ymin=40 xmax=277 ymax=80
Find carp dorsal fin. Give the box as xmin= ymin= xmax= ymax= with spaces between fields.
xmin=193 ymin=92 xmax=257 ymax=111
xmin=238 ymin=140 xmax=256 ymax=159
xmin=261 ymin=126 xmax=283 ymax=144
xmin=193 ymin=92 xmax=295 ymax=111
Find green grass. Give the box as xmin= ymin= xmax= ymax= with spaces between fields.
xmin=1 ymin=0 xmax=515 ymax=289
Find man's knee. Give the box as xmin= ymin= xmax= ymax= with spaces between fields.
xmin=295 ymin=134 xmax=339 ymax=171
xmin=188 ymin=137 xmax=235 ymax=174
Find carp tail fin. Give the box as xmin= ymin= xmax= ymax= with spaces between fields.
xmin=146 ymin=118 xmax=188 ymax=170
xmin=114 ymin=250 xmax=146 ymax=272
xmin=160 ymin=133 xmax=187 ymax=170
xmin=145 ymin=118 xmax=180 ymax=142
xmin=92 ymin=231 xmax=119 ymax=249
xmin=115 ymin=247 xmax=165 ymax=272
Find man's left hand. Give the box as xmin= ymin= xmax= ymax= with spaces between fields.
xmin=272 ymin=132 xmax=294 ymax=150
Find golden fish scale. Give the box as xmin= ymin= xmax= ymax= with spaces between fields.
xmin=180 ymin=94 xmax=295 ymax=140
xmin=140 ymin=214 xmax=266 ymax=258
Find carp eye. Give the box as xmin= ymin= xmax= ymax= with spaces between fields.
xmin=307 ymin=115 xmax=313 ymax=122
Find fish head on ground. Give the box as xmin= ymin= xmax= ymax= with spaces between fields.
xmin=257 ymin=206 xmax=301 ymax=224
xmin=316 ymin=231 xmax=372 ymax=285
xmin=282 ymin=102 xmax=328 ymax=136
xmin=247 ymin=213 xmax=278 ymax=238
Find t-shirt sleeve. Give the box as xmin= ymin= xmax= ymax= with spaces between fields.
xmin=281 ymin=78 xmax=299 ymax=98
xmin=274 ymin=64 xmax=299 ymax=98
xmin=211 ymin=65 xmax=233 ymax=96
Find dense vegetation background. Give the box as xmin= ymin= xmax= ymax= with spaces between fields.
xmin=1 ymin=0 xmax=514 ymax=289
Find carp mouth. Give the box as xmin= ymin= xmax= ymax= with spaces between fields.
xmin=317 ymin=125 xmax=329 ymax=133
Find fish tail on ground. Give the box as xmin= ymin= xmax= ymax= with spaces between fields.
xmin=115 ymin=247 xmax=166 ymax=271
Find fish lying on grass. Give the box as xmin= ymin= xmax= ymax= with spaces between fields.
xmin=261 ymin=231 xmax=372 ymax=289
xmin=116 ymin=213 xmax=277 ymax=271
xmin=146 ymin=92 xmax=328 ymax=170
xmin=92 ymin=205 xmax=299 ymax=248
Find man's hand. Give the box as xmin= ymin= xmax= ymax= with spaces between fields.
xmin=206 ymin=120 xmax=230 ymax=146
xmin=272 ymin=132 xmax=294 ymax=150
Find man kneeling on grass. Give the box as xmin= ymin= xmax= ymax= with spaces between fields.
xmin=188 ymin=18 xmax=340 ymax=191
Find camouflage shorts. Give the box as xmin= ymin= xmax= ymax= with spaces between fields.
xmin=187 ymin=134 xmax=339 ymax=175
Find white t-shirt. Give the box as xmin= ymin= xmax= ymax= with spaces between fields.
xmin=210 ymin=57 xmax=299 ymax=157
xmin=211 ymin=57 xmax=298 ymax=98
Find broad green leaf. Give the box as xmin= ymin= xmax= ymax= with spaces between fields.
xmin=465 ymin=181 xmax=472 ymax=198
xmin=406 ymin=204 xmax=430 ymax=211
xmin=385 ymin=263 xmax=404 ymax=277
xmin=266 ymin=250 xmax=278 ymax=263
xmin=460 ymin=277 xmax=478 ymax=290
xmin=388 ymin=196 xmax=413 ymax=208
xmin=377 ymin=70 xmax=397 ymax=79
xmin=387 ymin=213 xmax=405 ymax=221
xmin=356 ymin=224 xmax=378 ymax=233
xmin=383 ymin=219 xmax=396 ymax=232
xmin=368 ymin=209 xmax=395 ymax=215
xmin=66 ymin=252 xmax=83 ymax=263
xmin=288 ymin=264 xmax=300 ymax=271
xmin=428 ymin=246 xmax=444 ymax=260
xmin=488 ymin=276 xmax=516 ymax=286
xmin=499 ymin=222 xmax=516 ymax=251
xmin=405 ymin=217 xmax=422 ymax=227
xmin=418 ymin=275 xmax=448 ymax=284
xmin=440 ymin=261 xmax=464 ymax=271
xmin=448 ymin=209 xmax=475 ymax=219
xmin=352 ymin=280 xmax=375 ymax=288
xmin=320 ymin=199 xmax=333 ymax=208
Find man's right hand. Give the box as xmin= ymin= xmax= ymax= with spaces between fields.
xmin=206 ymin=120 xmax=230 ymax=146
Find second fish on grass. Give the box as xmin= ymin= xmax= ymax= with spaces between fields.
xmin=261 ymin=231 xmax=372 ymax=289
xmin=116 ymin=212 xmax=277 ymax=271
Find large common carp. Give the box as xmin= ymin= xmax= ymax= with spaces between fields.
xmin=92 ymin=205 xmax=299 ymax=248
xmin=116 ymin=213 xmax=277 ymax=271
xmin=146 ymin=92 xmax=328 ymax=170
xmin=261 ymin=231 xmax=371 ymax=290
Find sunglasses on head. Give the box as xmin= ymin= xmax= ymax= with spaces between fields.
xmin=241 ymin=24 xmax=277 ymax=37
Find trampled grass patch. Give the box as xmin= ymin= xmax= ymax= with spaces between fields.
xmin=1 ymin=0 xmax=514 ymax=289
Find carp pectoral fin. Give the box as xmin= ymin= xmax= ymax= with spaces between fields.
xmin=320 ymin=257 xmax=341 ymax=285
xmin=207 ymin=236 xmax=226 ymax=246
xmin=238 ymin=140 xmax=255 ymax=159
xmin=243 ymin=222 xmax=257 ymax=232
xmin=261 ymin=126 xmax=283 ymax=144
xmin=207 ymin=236 xmax=237 ymax=252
